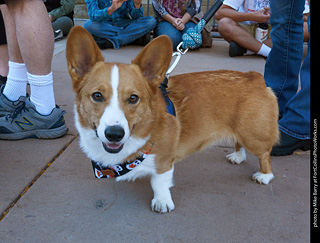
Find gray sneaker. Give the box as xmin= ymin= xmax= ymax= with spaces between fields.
xmin=0 ymin=97 xmax=68 ymax=140
xmin=54 ymin=29 xmax=63 ymax=41
xmin=0 ymin=85 xmax=26 ymax=117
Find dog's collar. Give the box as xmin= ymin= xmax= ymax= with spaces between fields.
xmin=91 ymin=147 xmax=152 ymax=179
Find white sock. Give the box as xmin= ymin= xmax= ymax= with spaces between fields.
xmin=257 ymin=44 xmax=271 ymax=57
xmin=27 ymin=72 xmax=56 ymax=115
xmin=244 ymin=50 xmax=255 ymax=56
xmin=3 ymin=61 xmax=28 ymax=101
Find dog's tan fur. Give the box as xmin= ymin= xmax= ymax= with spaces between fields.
xmin=168 ymin=70 xmax=279 ymax=174
xmin=66 ymin=26 xmax=279 ymax=212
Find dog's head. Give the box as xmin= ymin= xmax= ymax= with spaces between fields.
xmin=66 ymin=26 xmax=172 ymax=157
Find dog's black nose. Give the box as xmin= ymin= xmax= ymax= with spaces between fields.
xmin=105 ymin=125 xmax=125 ymax=142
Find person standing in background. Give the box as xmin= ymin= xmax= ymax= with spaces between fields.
xmin=0 ymin=1 xmax=68 ymax=140
xmin=264 ymin=0 xmax=310 ymax=156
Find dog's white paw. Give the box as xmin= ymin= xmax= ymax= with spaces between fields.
xmin=150 ymin=167 xmax=175 ymax=213
xmin=226 ymin=148 xmax=246 ymax=164
xmin=151 ymin=198 xmax=175 ymax=213
xmin=252 ymin=172 xmax=274 ymax=185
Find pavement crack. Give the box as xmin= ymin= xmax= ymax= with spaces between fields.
xmin=0 ymin=135 xmax=78 ymax=221
xmin=104 ymin=181 xmax=118 ymax=212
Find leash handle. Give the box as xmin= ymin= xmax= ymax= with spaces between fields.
xmin=180 ymin=0 xmax=224 ymax=50
xmin=203 ymin=0 xmax=224 ymax=23
xmin=167 ymin=1 xmax=225 ymax=75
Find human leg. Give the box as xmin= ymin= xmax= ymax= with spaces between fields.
xmin=264 ymin=0 xmax=304 ymax=117
xmin=6 ymin=0 xmax=53 ymax=75
xmin=6 ymin=0 xmax=56 ymax=115
xmin=0 ymin=7 xmax=8 ymax=79
xmin=154 ymin=20 xmax=183 ymax=50
xmin=265 ymin=0 xmax=310 ymax=155
xmin=0 ymin=0 xmax=67 ymax=139
xmin=0 ymin=44 xmax=8 ymax=85
xmin=0 ymin=5 xmax=27 ymax=117
xmin=218 ymin=18 xmax=264 ymax=53
xmin=278 ymin=15 xmax=310 ymax=140
xmin=111 ymin=16 xmax=156 ymax=48
xmin=84 ymin=19 xmax=121 ymax=48
xmin=0 ymin=45 xmax=8 ymax=78
xmin=0 ymin=4 xmax=27 ymax=101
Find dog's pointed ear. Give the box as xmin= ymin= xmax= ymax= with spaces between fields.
xmin=66 ymin=26 xmax=104 ymax=91
xmin=132 ymin=35 xmax=172 ymax=87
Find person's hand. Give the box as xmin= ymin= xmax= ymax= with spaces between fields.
xmin=173 ymin=18 xmax=185 ymax=31
xmin=133 ymin=0 xmax=142 ymax=8
xmin=251 ymin=7 xmax=270 ymax=23
xmin=49 ymin=14 xmax=53 ymax=22
xmin=111 ymin=0 xmax=127 ymax=11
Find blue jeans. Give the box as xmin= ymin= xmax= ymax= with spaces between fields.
xmin=84 ymin=17 xmax=156 ymax=49
xmin=154 ymin=20 xmax=196 ymax=50
xmin=264 ymin=0 xmax=310 ymax=140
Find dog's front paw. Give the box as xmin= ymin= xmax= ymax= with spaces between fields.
xmin=252 ymin=172 xmax=274 ymax=185
xmin=151 ymin=198 xmax=175 ymax=213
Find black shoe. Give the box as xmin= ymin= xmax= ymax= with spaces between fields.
xmin=229 ymin=41 xmax=247 ymax=57
xmin=132 ymin=33 xmax=151 ymax=46
xmin=271 ymin=131 xmax=310 ymax=156
xmin=0 ymin=75 xmax=7 ymax=86
xmin=93 ymin=36 xmax=113 ymax=49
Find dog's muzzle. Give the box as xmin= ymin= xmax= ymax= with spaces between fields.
xmin=103 ymin=125 xmax=125 ymax=153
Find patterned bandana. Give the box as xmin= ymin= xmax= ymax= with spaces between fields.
xmin=91 ymin=147 xmax=152 ymax=179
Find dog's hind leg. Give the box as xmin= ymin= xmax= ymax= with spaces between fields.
xmin=252 ymin=151 xmax=274 ymax=185
xmin=226 ymin=142 xmax=246 ymax=165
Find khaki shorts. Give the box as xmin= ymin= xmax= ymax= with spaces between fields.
xmin=240 ymin=23 xmax=272 ymax=39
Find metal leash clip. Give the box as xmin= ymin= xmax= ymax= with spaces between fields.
xmin=177 ymin=42 xmax=189 ymax=55
xmin=166 ymin=52 xmax=182 ymax=77
xmin=166 ymin=41 xmax=189 ymax=77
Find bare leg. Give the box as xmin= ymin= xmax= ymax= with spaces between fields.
xmin=0 ymin=4 xmax=23 ymax=64
xmin=0 ymin=0 xmax=67 ymax=139
xmin=6 ymin=0 xmax=53 ymax=75
xmin=263 ymin=38 xmax=273 ymax=49
xmin=1 ymin=5 xmax=27 ymax=100
xmin=218 ymin=17 xmax=263 ymax=53
xmin=0 ymin=44 xmax=8 ymax=77
xmin=4 ymin=0 xmax=56 ymax=115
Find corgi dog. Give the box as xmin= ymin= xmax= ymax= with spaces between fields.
xmin=66 ymin=26 xmax=279 ymax=213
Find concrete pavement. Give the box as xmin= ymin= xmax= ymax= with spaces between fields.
xmin=0 ymin=27 xmax=310 ymax=242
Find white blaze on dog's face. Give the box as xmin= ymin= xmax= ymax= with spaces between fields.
xmin=96 ymin=65 xmax=130 ymax=153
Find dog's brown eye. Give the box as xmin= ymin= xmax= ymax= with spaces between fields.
xmin=128 ymin=94 xmax=139 ymax=104
xmin=92 ymin=92 xmax=103 ymax=102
